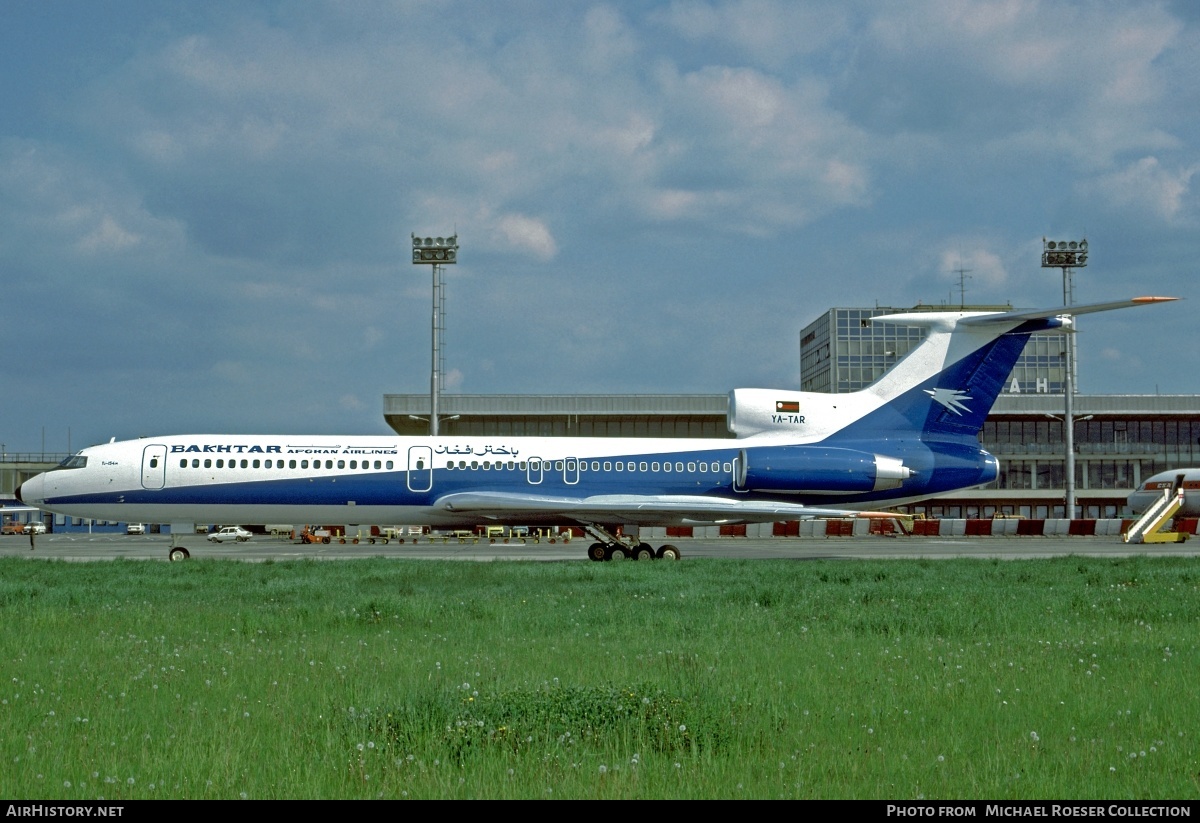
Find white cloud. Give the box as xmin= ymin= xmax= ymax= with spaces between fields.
xmin=78 ymin=215 xmax=141 ymax=254
xmin=491 ymin=213 xmax=558 ymax=261
xmin=1082 ymin=157 xmax=1198 ymax=224
xmin=938 ymin=244 xmax=1008 ymax=291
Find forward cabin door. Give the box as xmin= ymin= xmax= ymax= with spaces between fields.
xmin=141 ymin=444 xmax=168 ymax=490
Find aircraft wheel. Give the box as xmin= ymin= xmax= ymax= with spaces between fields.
xmin=587 ymin=542 xmax=607 ymax=562
xmin=605 ymin=545 xmax=630 ymax=561
xmin=633 ymin=544 xmax=655 ymax=561
xmin=656 ymin=544 xmax=682 ymax=561
xmin=169 ymin=547 xmax=190 ymax=562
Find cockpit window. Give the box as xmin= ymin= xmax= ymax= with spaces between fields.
xmin=58 ymin=454 xmax=88 ymax=469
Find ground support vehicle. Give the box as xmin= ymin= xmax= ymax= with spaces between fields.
xmin=364 ymin=526 xmax=425 ymax=544
xmin=298 ymin=525 xmax=362 ymax=545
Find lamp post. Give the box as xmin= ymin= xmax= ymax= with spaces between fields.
xmin=412 ymin=234 xmax=459 ymax=436
xmin=1045 ymin=412 xmax=1093 ymax=516
xmin=1042 ymin=238 xmax=1088 ymax=517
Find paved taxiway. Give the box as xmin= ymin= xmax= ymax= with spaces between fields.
xmin=3 ymin=533 xmax=1197 ymax=562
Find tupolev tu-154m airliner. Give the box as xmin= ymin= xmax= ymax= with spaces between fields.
xmin=17 ymin=297 xmax=1176 ymax=562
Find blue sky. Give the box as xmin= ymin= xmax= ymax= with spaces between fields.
xmin=3 ymin=0 xmax=1198 ymax=454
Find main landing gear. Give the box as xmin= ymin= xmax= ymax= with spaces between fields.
xmin=582 ymin=524 xmax=681 ymax=562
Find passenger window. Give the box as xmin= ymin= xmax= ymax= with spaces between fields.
xmin=192 ymin=459 xmax=199 ymax=468
xmin=675 ymin=462 xmax=684 ymax=472
xmin=591 ymin=461 xmax=599 ymax=471
xmin=603 ymin=461 xmax=611 ymax=471
xmin=253 ymin=460 xmax=261 ymax=469
xmin=301 ymin=460 xmax=309 ymax=469
xmin=723 ymin=462 xmax=732 ymax=472
xmin=690 ymin=462 xmax=698 ymax=472
xmin=289 ymin=460 xmax=296 ymax=469
xmin=241 ymin=459 xmax=249 ymax=468
xmin=216 ymin=459 xmax=225 ymax=468
xmin=651 ymin=462 xmax=660 ymax=471
xmin=556 ymin=461 xmax=564 ymax=471
xmin=205 ymin=459 xmax=212 ymax=469
xmin=663 ymin=462 xmax=672 ymax=473
xmin=179 ymin=459 xmax=187 ymax=468
xmin=150 ymin=458 xmax=159 ymax=468
xmin=349 ymin=460 xmax=357 ymax=469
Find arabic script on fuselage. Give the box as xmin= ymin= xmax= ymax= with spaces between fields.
xmin=433 ymin=444 xmax=520 ymax=457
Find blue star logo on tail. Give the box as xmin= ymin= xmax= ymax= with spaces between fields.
xmin=924 ymin=388 xmax=973 ymax=416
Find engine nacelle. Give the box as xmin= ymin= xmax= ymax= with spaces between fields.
xmin=738 ymin=445 xmax=913 ymax=494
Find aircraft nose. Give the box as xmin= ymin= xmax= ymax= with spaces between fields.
xmin=15 ymin=474 xmax=43 ymax=506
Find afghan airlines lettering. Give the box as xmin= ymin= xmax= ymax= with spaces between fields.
xmin=924 ymin=388 xmax=973 ymax=416
xmin=169 ymin=444 xmax=399 ymax=455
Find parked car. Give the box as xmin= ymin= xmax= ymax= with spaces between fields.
xmin=208 ymin=526 xmax=252 ymax=543
xmin=126 ymin=523 xmax=146 ymax=535
xmin=2 ymin=522 xmax=27 ymax=535
xmin=24 ymin=522 xmax=47 ymax=535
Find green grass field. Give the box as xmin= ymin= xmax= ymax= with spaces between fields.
xmin=1 ymin=556 xmax=1197 ymax=800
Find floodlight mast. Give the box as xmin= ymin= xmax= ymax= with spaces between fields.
xmin=412 ymin=234 xmax=459 ymax=436
xmin=1041 ymin=238 xmax=1088 ymax=518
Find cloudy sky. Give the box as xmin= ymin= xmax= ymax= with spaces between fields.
xmin=3 ymin=0 xmax=1198 ymax=454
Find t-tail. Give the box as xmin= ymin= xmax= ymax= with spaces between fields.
xmin=728 ymin=297 xmax=1177 ymax=505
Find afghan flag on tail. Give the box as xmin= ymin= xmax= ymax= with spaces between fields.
xmin=776 ymin=400 xmax=800 ymax=413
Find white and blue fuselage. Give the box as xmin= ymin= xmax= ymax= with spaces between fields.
xmin=18 ymin=297 xmax=1175 ymax=559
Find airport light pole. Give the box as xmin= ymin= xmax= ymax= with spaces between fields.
xmin=1042 ymin=238 xmax=1088 ymax=517
xmin=412 ymin=234 xmax=458 ymax=436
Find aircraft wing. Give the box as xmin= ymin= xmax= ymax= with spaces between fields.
xmin=433 ymin=491 xmax=860 ymax=526
xmin=959 ymin=296 xmax=1178 ymax=324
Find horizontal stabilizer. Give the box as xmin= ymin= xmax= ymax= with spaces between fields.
xmin=958 ymin=296 xmax=1178 ymax=325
